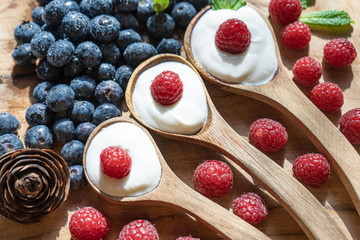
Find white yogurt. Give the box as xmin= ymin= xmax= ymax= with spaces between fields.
xmin=85 ymin=122 xmax=161 ymax=197
xmin=191 ymin=5 xmax=278 ymax=85
xmin=132 ymin=61 xmax=208 ymax=134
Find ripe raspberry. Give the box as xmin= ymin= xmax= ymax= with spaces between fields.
xmin=281 ymin=21 xmax=311 ymax=50
xmin=232 ymin=193 xmax=268 ymax=225
xmin=119 ymin=219 xmax=159 ymax=240
xmin=324 ymin=38 xmax=357 ymax=67
xmin=193 ymin=160 xmax=233 ymax=198
xmin=293 ymin=57 xmax=322 ymax=87
xmin=249 ymin=118 xmax=288 ymax=153
xmin=150 ymin=70 xmax=183 ymax=106
xmin=176 ymin=237 xmax=200 ymax=240
xmin=339 ymin=108 xmax=360 ymax=144
xmin=100 ymin=146 xmax=132 ymax=178
xmin=69 ymin=206 xmax=110 ymax=240
xmin=269 ymin=0 xmax=302 ymax=25
xmin=292 ymin=153 xmax=331 ymax=188
xmin=215 ymin=18 xmax=251 ymax=54
xmin=310 ymin=82 xmax=344 ymax=113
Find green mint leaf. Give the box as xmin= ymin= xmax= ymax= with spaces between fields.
xmin=300 ymin=0 xmax=313 ymax=9
xmin=153 ymin=0 xmax=169 ymax=13
xmin=211 ymin=0 xmax=246 ymax=11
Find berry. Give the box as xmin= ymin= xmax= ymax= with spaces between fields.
xmin=12 ymin=43 xmax=35 ymax=66
xmin=42 ymin=0 xmax=70 ymax=26
xmin=31 ymin=31 xmax=56 ymax=58
xmin=280 ymin=21 xmax=311 ymax=50
xmin=292 ymin=153 xmax=331 ymax=187
xmin=115 ymin=65 xmax=134 ymax=90
xmin=65 ymin=1 xmax=80 ymax=12
xmin=150 ymin=70 xmax=183 ymax=106
xmin=339 ymin=108 xmax=360 ymax=144
xmin=33 ymin=82 xmax=55 ymax=104
xmin=115 ymin=0 xmax=139 ymax=12
xmin=249 ymin=118 xmax=288 ymax=153
xmin=193 ymin=160 xmax=233 ymax=198
xmin=36 ymin=59 xmax=63 ymax=82
xmin=0 ymin=134 xmax=24 ymax=156
xmin=24 ymin=125 xmax=54 ymax=149
xmin=323 ymin=38 xmax=357 ymax=68
xmin=119 ymin=219 xmax=159 ymax=240
xmin=36 ymin=0 xmax=52 ymax=6
xmin=232 ymin=192 xmax=268 ymax=225
xmin=70 ymin=76 xmax=97 ymax=100
xmin=69 ymin=206 xmax=110 ymax=240
xmin=32 ymin=7 xmax=45 ymax=26
xmin=93 ymin=103 xmax=122 ymax=125
xmin=95 ymin=80 xmax=124 ymax=105
xmin=171 ymin=2 xmax=196 ymax=28
xmin=146 ymin=13 xmax=175 ymax=39
xmin=293 ymin=57 xmax=322 ymax=87
xmin=47 ymin=39 xmax=75 ymax=67
xmin=95 ymin=63 xmax=116 ymax=81
xmin=75 ymin=122 xmax=96 ymax=142
xmin=69 ymin=100 xmax=95 ymax=123
xmin=268 ymin=0 xmax=302 ymax=25
xmin=123 ymin=42 xmax=157 ymax=66
xmin=46 ymin=84 xmax=75 ymax=112
xmin=0 ymin=112 xmax=20 ymax=135
xmin=62 ymin=11 xmax=90 ymax=43
xmin=80 ymin=0 xmax=92 ymax=17
xmin=156 ymin=38 xmax=181 ymax=55
xmin=99 ymin=42 xmax=121 ymax=65
xmin=100 ymin=146 xmax=132 ymax=178
xmin=14 ymin=21 xmax=41 ymax=44
xmin=136 ymin=0 xmax=155 ymax=24
xmin=64 ymin=55 xmax=85 ymax=79
xmin=310 ymin=82 xmax=344 ymax=113
xmin=215 ymin=18 xmax=251 ymax=54
xmin=90 ymin=15 xmax=121 ymax=42
xmin=76 ymin=41 xmax=103 ymax=68
xmin=61 ymin=140 xmax=85 ymax=165
xmin=116 ymin=29 xmax=142 ymax=52
xmin=88 ymin=0 xmax=115 ymax=18
xmin=53 ymin=118 xmax=76 ymax=143
xmin=176 ymin=237 xmax=200 ymax=240
xmin=41 ymin=23 xmax=65 ymax=40
xmin=69 ymin=165 xmax=87 ymax=190
xmin=114 ymin=12 xmax=139 ymax=30
xmin=25 ymin=103 xmax=53 ymax=126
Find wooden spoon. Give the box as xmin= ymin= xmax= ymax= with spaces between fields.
xmin=83 ymin=116 xmax=270 ymax=240
xmin=125 ymin=54 xmax=350 ymax=240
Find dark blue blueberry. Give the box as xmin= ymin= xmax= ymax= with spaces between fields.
xmin=95 ymin=80 xmax=123 ymax=105
xmin=67 ymin=0 xmax=81 ymax=4
xmin=123 ymin=42 xmax=157 ymax=66
xmin=45 ymin=84 xmax=75 ymax=112
xmin=24 ymin=125 xmax=53 ymax=149
xmin=41 ymin=23 xmax=65 ymax=39
xmin=70 ymin=75 xmax=96 ymax=100
xmin=116 ymin=29 xmax=141 ymax=52
xmin=93 ymin=103 xmax=122 ymax=125
xmin=69 ymin=165 xmax=87 ymax=190
xmin=33 ymin=82 xmax=55 ymax=103
xmin=0 ymin=112 xmax=20 ymax=135
xmin=36 ymin=0 xmax=52 ymax=6
xmin=75 ymin=41 xmax=102 ymax=68
xmin=65 ymin=0 xmax=80 ymax=11
xmin=115 ymin=0 xmax=139 ymax=12
xmin=53 ymin=118 xmax=75 ymax=143
xmin=25 ymin=103 xmax=53 ymax=126
xmin=90 ymin=15 xmax=121 ymax=42
xmin=32 ymin=7 xmax=45 ymax=26
xmin=64 ymin=54 xmax=85 ymax=79
xmin=114 ymin=12 xmax=138 ymax=30
xmin=156 ymin=38 xmax=181 ymax=55
xmin=14 ymin=21 xmax=41 ymax=44
xmin=69 ymin=100 xmax=95 ymax=123
xmin=30 ymin=31 xmax=56 ymax=58
xmin=47 ymin=39 xmax=75 ymax=67
xmin=61 ymin=140 xmax=84 ymax=165
xmin=95 ymin=63 xmax=116 ymax=81
xmin=115 ymin=65 xmax=134 ymax=90
xmin=0 ymin=134 xmax=24 ymax=156
xmin=88 ymin=0 xmax=115 ymax=18
xmin=79 ymin=0 xmax=92 ymax=17
xmin=171 ymin=2 xmax=196 ymax=28
xmin=42 ymin=0 xmax=70 ymax=26
xmin=75 ymin=122 xmax=96 ymax=142
xmin=185 ymin=0 xmax=210 ymax=11
xmin=136 ymin=0 xmax=155 ymax=24
xmin=99 ymin=42 xmax=121 ymax=66
xmin=12 ymin=43 xmax=35 ymax=66
xmin=62 ymin=11 xmax=90 ymax=43
xmin=36 ymin=59 xmax=63 ymax=82
xmin=146 ymin=13 xmax=175 ymax=39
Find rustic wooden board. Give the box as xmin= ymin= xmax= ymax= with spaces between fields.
xmin=0 ymin=0 xmax=359 ymax=239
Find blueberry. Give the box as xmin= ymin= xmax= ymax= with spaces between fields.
xmin=156 ymin=38 xmax=181 ymax=55
xmin=0 ymin=134 xmax=24 ymax=156
xmin=36 ymin=59 xmax=64 ymax=82
xmin=136 ymin=0 xmax=155 ymax=24
xmin=33 ymin=82 xmax=55 ymax=103
xmin=65 ymin=1 xmax=80 ymax=11
xmin=42 ymin=0 xmax=70 ymax=26
xmin=53 ymin=118 xmax=75 ymax=143
xmin=47 ymin=39 xmax=75 ymax=67
xmin=95 ymin=63 xmax=116 ymax=81
xmin=116 ymin=29 xmax=141 ymax=52
xmin=61 ymin=140 xmax=84 ymax=165
xmin=41 ymin=23 xmax=65 ymax=39
xmin=95 ymin=80 xmax=123 ymax=105
xmin=12 ymin=43 xmax=35 ymax=66
xmin=185 ymin=0 xmax=210 ymax=11
xmin=166 ymin=0 xmax=178 ymax=13
xmin=0 ymin=112 xmax=20 ymax=135
xmin=45 ymin=84 xmax=75 ymax=112
xmin=90 ymin=15 xmax=121 ymax=42
xmin=25 ymin=103 xmax=53 ymax=127
xmin=69 ymin=165 xmax=87 ymax=190
xmin=36 ymin=0 xmax=52 ymax=6
xmin=93 ymin=103 xmax=122 ymax=125
xmin=69 ymin=100 xmax=95 ymax=123
xmin=123 ymin=42 xmax=157 ymax=66
xmin=146 ymin=13 xmax=175 ymax=39
xmin=64 ymin=54 xmax=85 ymax=79
xmin=115 ymin=0 xmax=139 ymax=12
xmin=75 ymin=41 xmax=102 ymax=68
xmin=32 ymin=7 xmax=45 ymax=26
xmin=62 ymin=11 xmax=90 ymax=43
xmin=24 ymin=125 xmax=53 ymax=149
xmin=14 ymin=21 xmax=41 ymax=44
xmin=79 ymin=0 xmax=92 ymax=17
xmin=75 ymin=122 xmax=96 ymax=142
xmin=171 ymin=2 xmax=196 ymax=28
xmin=88 ymin=0 xmax=115 ymax=18
xmin=115 ymin=65 xmax=134 ymax=89
xmin=70 ymin=75 xmax=96 ymax=100
xmin=99 ymin=42 xmax=121 ymax=65
xmin=30 ymin=31 xmax=56 ymax=58
xmin=114 ymin=12 xmax=138 ymax=30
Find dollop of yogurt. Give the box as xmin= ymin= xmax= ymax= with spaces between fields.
xmin=85 ymin=122 xmax=161 ymax=197
xmin=191 ymin=5 xmax=278 ymax=85
xmin=132 ymin=61 xmax=208 ymax=134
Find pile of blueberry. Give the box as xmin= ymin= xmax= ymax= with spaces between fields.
xmin=10 ymin=0 xmax=210 ymax=191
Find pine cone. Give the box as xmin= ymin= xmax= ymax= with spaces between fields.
xmin=0 ymin=149 xmax=70 ymax=223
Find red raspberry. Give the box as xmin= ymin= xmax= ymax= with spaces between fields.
xmin=292 ymin=57 xmax=322 ymax=87
xmin=100 ymin=146 xmax=132 ymax=178
xmin=339 ymin=108 xmax=360 ymax=144
xmin=269 ymin=0 xmax=302 ymax=25
xmin=150 ymin=70 xmax=183 ymax=106
xmin=69 ymin=206 xmax=110 ymax=240
xmin=232 ymin=192 xmax=268 ymax=225
xmin=310 ymin=82 xmax=344 ymax=113
xmin=176 ymin=237 xmax=200 ymax=240
xmin=193 ymin=160 xmax=233 ymax=198
xmin=249 ymin=118 xmax=288 ymax=153
xmin=324 ymin=38 xmax=357 ymax=67
xmin=292 ymin=153 xmax=331 ymax=188
xmin=119 ymin=219 xmax=159 ymax=240
xmin=215 ymin=18 xmax=251 ymax=54
xmin=280 ymin=21 xmax=311 ymax=50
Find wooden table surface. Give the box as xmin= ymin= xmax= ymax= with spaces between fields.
xmin=0 ymin=0 xmax=359 ymax=239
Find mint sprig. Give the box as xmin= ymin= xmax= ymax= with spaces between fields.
xmin=300 ymin=0 xmax=313 ymax=9
xmin=211 ymin=0 xmax=246 ymax=11
xmin=153 ymin=0 xmax=169 ymax=13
